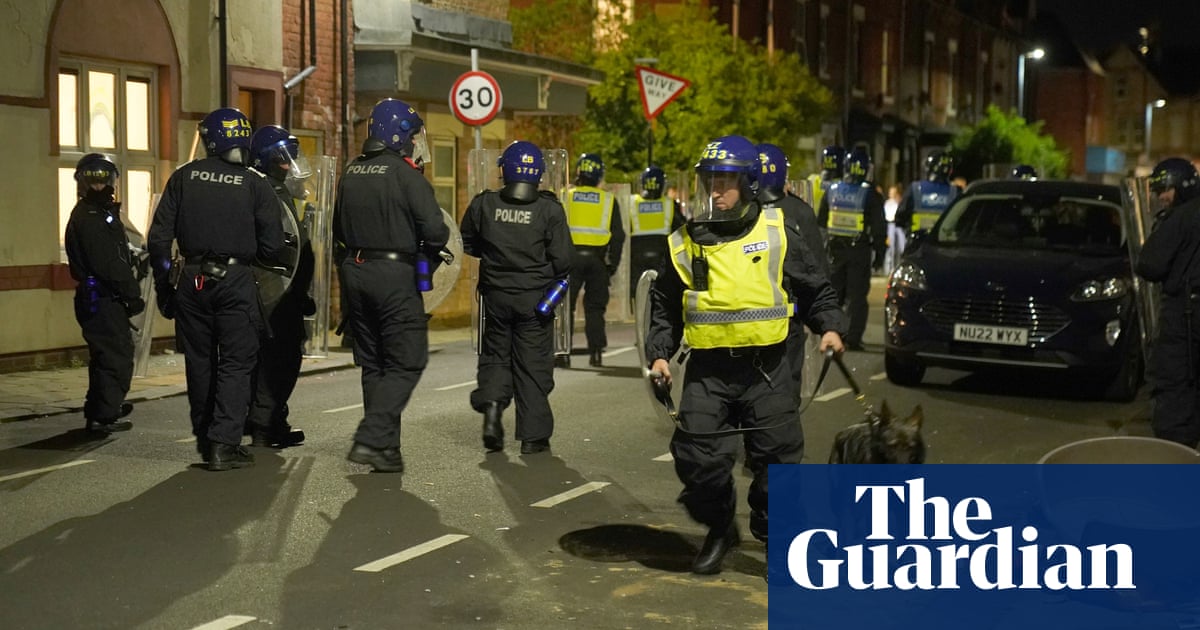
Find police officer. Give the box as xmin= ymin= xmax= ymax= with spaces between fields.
xmin=756 ymin=143 xmax=830 ymax=405
xmin=646 ymin=135 xmax=846 ymax=575
xmin=564 ymin=153 xmax=625 ymax=367
xmin=806 ymin=144 xmax=844 ymax=234
xmin=628 ymin=165 xmax=684 ymax=306
xmin=148 ymin=107 xmax=283 ymax=471
xmin=64 ymin=153 xmax=144 ymax=434
xmin=334 ymin=98 xmax=450 ymax=473
xmin=895 ymin=150 xmax=961 ymax=239
xmin=461 ymin=141 xmax=573 ymax=455
xmin=246 ymin=124 xmax=313 ymax=448
xmin=1011 ymin=164 xmax=1039 ymax=180
xmin=818 ymin=147 xmax=886 ymax=351
xmin=1136 ymin=157 xmax=1200 ymax=447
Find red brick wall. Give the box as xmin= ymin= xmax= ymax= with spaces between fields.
xmin=282 ymin=0 xmax=352 ymax=161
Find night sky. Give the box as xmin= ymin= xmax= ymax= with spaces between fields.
xmin=1035 ymin=0 xmax=1200 ymax=51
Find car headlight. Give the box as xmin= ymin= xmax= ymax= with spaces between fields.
xmin=1070 ymin=277 xmax=1129 ymax=302
xmin=890 ymin=262 xmax=928 ymax=291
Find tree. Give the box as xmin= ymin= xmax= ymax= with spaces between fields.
xmin=950 ymin=105 xmax=1070 ymax=180
xmin=579 ymin=1 xmax=833 ymax=181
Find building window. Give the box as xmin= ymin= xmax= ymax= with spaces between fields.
xmin=793 ymin=0 xmax=808 ymax=66
xmin=851 ymin=5 xmax=865 ymax=95
xmin=946 ymin=39 xmax=958 ymax=116
xmin=922 ymin=32 xmax=934 ymax=97
xmin=881 ymin=28 xmax=891 ymax=100
xmin=57 ymin=60 xmax=158 ymax=258
xmin=977 ymin=50 xmax=989 ymax=120
xmin=431 ymin=139 xmax=457 ymax=218
xmin=1114 ymin=75 xmax=1128 ymax=102
xmin=818 ymin=4 xmax=830 ymax=79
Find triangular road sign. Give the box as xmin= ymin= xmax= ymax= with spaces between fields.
xmin=636 ymin=66 xmax=691 ymax=120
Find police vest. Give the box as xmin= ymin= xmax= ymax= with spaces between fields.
xmin=630 ymin=195 xmax=672 ymax=236
xmin=827 ymin=182 xmax=869 ymax=238
xmin=807 ymin=174 xmax=829 ymax=211
xmin=912 ymin=180 xmax=957 ymax=232
xmin=667 ymin=207 xmax=791 ymax=349
xmin=565 ymin=185 xmax=614 ymax=246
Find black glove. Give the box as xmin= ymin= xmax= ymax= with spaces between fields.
xmin=122 ymin=296 xmax=146 ymax=318
xmin=156 ymin=287 xmax=175 ymax=320
xmin=302 ymin=296 xmax=317 ymax=316
xmin=606 ymin=263 xmax=619 ymax=277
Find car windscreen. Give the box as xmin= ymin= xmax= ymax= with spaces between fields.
xmin=932 ymin=193 xmax=1125 ymax=255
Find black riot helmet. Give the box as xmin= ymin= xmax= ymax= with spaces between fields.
xmin=843 ymin=147 xmax=873 ymax=185
xmin=925 ymin=150 xmax=953 ymax=182
xmin=640 ymin=165 xmax=666 ymax=199
xmin=821 ymin=145 xmax=845 ymax=180
xmin=1010 ymin=164 xmax=1039 ymax=180
xmin=74 ymin=153 xmax=119 ymax=198
xmin=1149 ymin=157 xmax=1200 ymax=206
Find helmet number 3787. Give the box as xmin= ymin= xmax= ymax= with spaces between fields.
xmin=449 ymin=71 xmax=503 ymax=126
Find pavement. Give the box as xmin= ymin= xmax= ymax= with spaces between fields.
xmin=0 ymin=327 xmax=473 ymax=424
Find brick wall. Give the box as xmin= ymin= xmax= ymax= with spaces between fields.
xmin=282 ymin=0 xmax=352 ymax=162
xmin=427 ymin=0 xmax=509 ymax=21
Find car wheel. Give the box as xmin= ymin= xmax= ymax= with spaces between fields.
xmin=554 ymin=355 xmax=571 ymax=369
xmin=885 ymin=351 xmax=925 ymax=386
xmin=1103 ymin=330 xmax=1143 ymax=403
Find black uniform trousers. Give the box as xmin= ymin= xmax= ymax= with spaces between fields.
xmin=785 ymin=319 xmax=809 ymax=407
xmin=569 ymin=249 xmax=609 ymax=351
xmin=248 ymin=294 xmax=306 ymax=432
xmin=340 ymin=258 xmax=428 ymax=450
xmin=1149 ymin=296 xmax=1200 ymax=447
xmin=629 ymin=235 xmax=668 ymax=305
xmin=469 ymin=289 xmax=555 ymax=442
xmin=828 ymin=237 xmax=873 ymax=346
xmin=670 ymin=343 xmax=803 ymax=543
xmin=73 ymin=292 xmax=133 ymax=421
xmin=173 ymin=265 xmax=261 ymax=446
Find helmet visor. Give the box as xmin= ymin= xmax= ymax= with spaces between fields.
xmin=263 ymin=143 xmax=312 ymax=180
xmin=692 ymin=170 xmax=750 ymax=223
xmin=410 ymin=127 xmax=431 ymax=166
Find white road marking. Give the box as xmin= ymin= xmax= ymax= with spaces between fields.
xmin=353 ymin=534 xmax=470 ymax=573
xmin=0 ymin=460 xmax=95 ymax=483
xmin=434 ymin=380 xmax=476 ymax=392
xmin=187 ymin=615 xmax=256 ymax=630
xmin=530 ymin=481 xmax=611 ymax=508
xmin=814 ymin=387 xmax=852 ymax=402
xmin=603 ymin=346 xmax=635 ymax=358
xmin=323 ymin=403 xmax=363 ymax=414
xmin=869 ymin=372 xmax=887 ymax=381
xmin=652 ymin=453 xmax=673 ymax=462
xmin=175 ymin=436 xmax=196 ymax=443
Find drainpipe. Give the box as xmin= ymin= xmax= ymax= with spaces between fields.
xmin=284 ymin=0 xmax=319 ymax=127
xmin=218 ymin=0 xmax=228 ymax=106
xmin=340 ymin=0 xmax=349 ymax=165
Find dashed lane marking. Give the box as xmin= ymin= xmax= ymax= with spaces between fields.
xmin=323 ymin=403 xmax=364 ymax=414
xmin=652 ymin=453 xmax=673 ymax=462
xmin=188 ymin=615 xmax=256 ymax=630
xmin=814 ymin=387 xmax=852 ymax=402
xmin=175 ymin=436 xmax=196 ymax=443
xmin=434 ymin=380 xmax=476 ymax=392
xmin=353 ymin=534 xmax=471 ymax=572
xmin=603 ymin=346 xmax=636 ymax=358
xmin=869 ymin=372 xmax=887 ymax=381
xmin=0 ymin=460 xmax=95 ymax=483
xmin=530 ymin=481 xmax=611 ymax=508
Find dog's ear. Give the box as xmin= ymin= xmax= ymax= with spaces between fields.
xmin=905 ymin=405 xmax=924 ymax=430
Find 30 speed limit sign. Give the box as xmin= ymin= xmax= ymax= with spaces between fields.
xmin=449 ymin=71 xmax=503 ymax=126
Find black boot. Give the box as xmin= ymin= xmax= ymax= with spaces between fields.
xmin=692 ymin=523 xmax=740 ymax=575
xmin=208 ymin=443 xmax=255 ymax=472
xmin=251 ymin=424 xmax=306 ymax=448
xmin=347 ymin=442 xmax=405 ymax=473
xmin=482 ymin=402 xmax=504 ymax=452
xmin=520 ymin=438 xmax=550 ymax=455
xmin=589 ymin=349 xmax=603 ymax=367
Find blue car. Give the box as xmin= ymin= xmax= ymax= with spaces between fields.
xmin=884 ymin=179 xmax=1143 ymax=401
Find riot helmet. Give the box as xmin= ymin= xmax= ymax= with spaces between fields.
xmin=74 ymin=153 xmax=119 ymax=199
xmin=1149 ymin=157 xmax=1200 ymax=207
xmin=250 ymin=125 xmax=312 ymax=197
xmin=692 ymin=135 xmax=759 ymax=224
xmin=198 ymin=107 xmax=253 ymax=165
xmin=925 ymin=150 xmax=953 ymax=182
xmin=843 ymin=147 xmax=873 ymax=185
xmin=756 ymin=143 xmax=790 ymax=198
xmin=821 ymin=144 xmax=845 ymax=181
xmin=640 ymin=165 xmax=666 ymax=199
xmin=575 ymin=153 xmax=605 ymax=186
xmin=497 ymin=140 xmax=544 ymax=203
xmin=1010 ymin=164 xmax=1039 ymax=180
xmin=367 ymin=98 xmax=430 ymax=165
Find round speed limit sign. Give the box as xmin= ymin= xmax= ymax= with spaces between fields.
xmin=449 ymin=71 xmax=503 ymax=126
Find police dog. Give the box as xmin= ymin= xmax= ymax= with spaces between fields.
xmin=828 ymin=402 xmax=925 ymax=464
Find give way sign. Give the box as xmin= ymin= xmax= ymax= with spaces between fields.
xmin=635 ymin=66 xmax=691 ymax=120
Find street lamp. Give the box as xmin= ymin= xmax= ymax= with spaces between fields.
xmin=1145 ymin=98 xmax=1166 ymax=160
xmin=1017 ymin=47 xmax=1045 ymax=119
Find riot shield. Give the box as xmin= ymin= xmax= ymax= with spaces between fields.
xmin=603 ymin=182 xmax=633 ymax=320
xmin=543 ymin=148 xmax=570 ymax=201
xmin=1123 ymin=176 xmax=1161 ymax=352
xmin=790 ymin=177 xmax=815 ymax=207
xmin=467 ymin=147 xmax=503 ymax=196
xmin=302 ymin=154 xmax=337 ymax=358
xmin=131 ymin=194 xmax=160 ymax=378
xmin=553 ymin=280 xmax=571 ymax=368
xmin=634 ymin=269 xmax=677 ymax=426
xmin=423 ymin=207 xmax=463 ymax=313
xmin=253 ymin=198 xmax=300 ymax=312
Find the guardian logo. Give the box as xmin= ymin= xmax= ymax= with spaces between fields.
xmin=787 ymin=478 xmax=1135 ymax=591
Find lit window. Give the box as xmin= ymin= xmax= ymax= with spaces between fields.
xmin=88 ymin=70 xmax=116 ymax=149
xmin=432 ymin=140 xmax=457 ymax=217
xmin=59 ymin=71 xmax=78 ymax=147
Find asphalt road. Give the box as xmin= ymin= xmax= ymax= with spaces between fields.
xmin=0 ymin=288 xmax=1153 ymax=629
